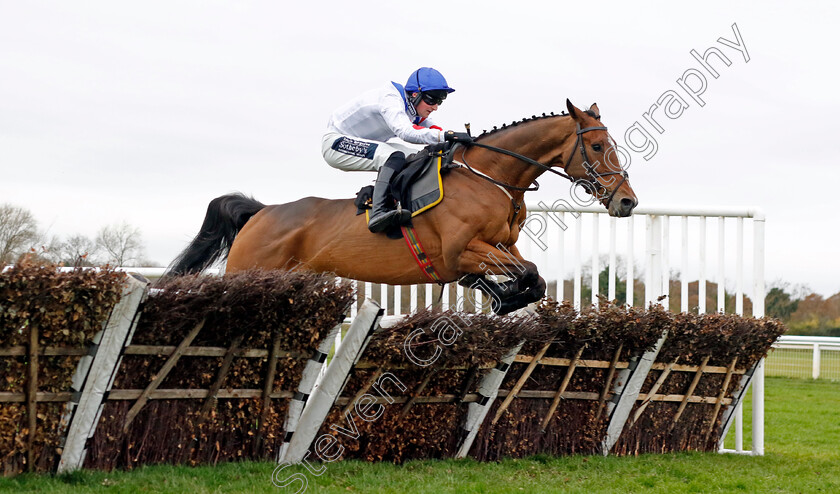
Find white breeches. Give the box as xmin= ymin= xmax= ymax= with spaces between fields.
xmin=321 ymin=132 xmax=420 ymax=171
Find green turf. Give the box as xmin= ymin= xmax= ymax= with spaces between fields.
xmin=2 ymin=377 xmax=838 ymax=493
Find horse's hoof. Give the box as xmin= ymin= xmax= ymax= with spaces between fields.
xmin=492 ymin=282 xmax=546 ymax=315
xmin=494 ymin=297 xmax=523 ymax=316
xmin=515 ymin=269 xmax=540 ymax=293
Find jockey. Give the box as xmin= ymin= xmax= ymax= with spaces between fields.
xmin=322 ymin=67 xmax=471 ymax=233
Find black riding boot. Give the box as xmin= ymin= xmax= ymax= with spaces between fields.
xmin=368 ymin=152 xmax=411 ymax=233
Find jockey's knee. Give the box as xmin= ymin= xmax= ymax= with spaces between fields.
xmin=381 ymin=151 xmax=406 ymax=172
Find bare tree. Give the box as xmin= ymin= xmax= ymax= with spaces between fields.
xmin=95 ymin=222 xmax=145 ymax=267
xmin=59 ymin=234 xmax=101 ymax=266
xmin=31 ymin=234 xmax=64 ymax=265
xmin=0 ymin=204 xmax=40 ymax=265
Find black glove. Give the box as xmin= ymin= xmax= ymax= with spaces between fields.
xmin=444 ymin=131 xmax=473 ymax=144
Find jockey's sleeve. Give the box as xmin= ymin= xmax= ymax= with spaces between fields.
xmin=379 ymin=91 xmax=443 ymax=145
xmin=421 ymin=115 xmax=440 ymax=130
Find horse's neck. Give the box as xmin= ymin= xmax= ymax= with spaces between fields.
xmin=464 ymin=118 xmax=576 ymax=193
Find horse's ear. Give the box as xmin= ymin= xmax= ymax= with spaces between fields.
xmin=566 ymin=99 xmax=580 ymax=119
xmin=589 ymin=103 xmax=600 ymax=118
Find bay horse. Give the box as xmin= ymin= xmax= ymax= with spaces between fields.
xmin=167 ymin=100 xmax=638 ymax=314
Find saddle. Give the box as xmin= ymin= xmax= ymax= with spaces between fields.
xmin=354 ymin=143 xmax=458 ymax=238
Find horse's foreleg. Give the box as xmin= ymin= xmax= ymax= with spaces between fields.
xmin=494 ymin=277 xmax=547 ymax=315
xmin=457 ymin=274 xmax=513 ymax=313
xmin=455 ymin=241 xmax=546 ymax=314
xmin=457 ymin=240 xmax=541 ymax=290
xmin=497 ymin=244 xmax=541 ymax=292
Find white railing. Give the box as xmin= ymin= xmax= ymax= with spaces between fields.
xmin=769 ymin=335 xmax=840 ymax=380
xmin=1 ymin=266 xmax=174 ymax=277
xmin=520 ymin=203 xmax=765 ymax=314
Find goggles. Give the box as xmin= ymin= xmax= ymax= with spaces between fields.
xmin=420 ymin=91 xmax=447 ymax=106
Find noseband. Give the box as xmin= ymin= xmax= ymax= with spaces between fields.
xmin=458 ymin=122 xmax=629 ymax=208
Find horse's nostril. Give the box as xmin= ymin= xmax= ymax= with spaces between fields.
xmin=621 ymin=198 xmax=635 ymax=210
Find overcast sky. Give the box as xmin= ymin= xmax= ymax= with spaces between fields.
xmin=2 ymin=1 xmax=839 ymax=297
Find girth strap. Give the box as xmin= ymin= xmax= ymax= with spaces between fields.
xmin=401 ymin=225 xmax=443 ymax=284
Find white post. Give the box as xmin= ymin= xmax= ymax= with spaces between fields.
xmin=350 ymin=280 xmax=358 ymax=319
xmin=752 ymin=360 xmax=765 ymax=455
xmin=608 ymin=217 xmax=617 ymax=301
xmin=735 ymin=403 xmax=743 ymax=453
xmin=661 ymin=215 xmax=670 ymax=307
xmin=736 ymin=218 xmax=744 ymax=316
xmin=699 ymin=217 xmax=707 ymax=314
xmin=718 ymin=360 xmax=761 ymax=454
xmin=381 ymin=284 xmax=388 ymax=316
xmin=334 ymin=324 xmax=342 ymax=355
xmin=717 ymin=217 xmax=725 ymax=313
xmin=410 ymin=285 xmax=418 ymax=313
xmin=813 ymin=344 xmax=821 ymax=380
xmin=753 ymin=211 xmax=766 ymax=317
xmin=646 ymin=215 xmax=662 ymax=307
xmin=557 ymin=211 xmax=565 ymax=302
xmin=626 ymin=215 xmax=634 ymax=307
xmin=574 ymin=213 xmax=582 ymax=311
xmin=645 ymin=216 xmax=652 ymax=307
xmin=681 ymin=216 xmax=688 ymax=313
xmin=752 ymin=210 xmax=766 ymax=456
xmin=541 ymin=211 xmax=550 ymax=288
xmin=591 ymin=213 xmax=600 ymax=305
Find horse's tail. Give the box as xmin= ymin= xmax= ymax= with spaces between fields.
xmin=165 ymin=193 xmax=266 ymax=277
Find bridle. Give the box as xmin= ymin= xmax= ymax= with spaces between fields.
xmin=457 ymin=120 xmax=629 ymax=208
xmin=569 ymin=123 xmax=630 ymax=208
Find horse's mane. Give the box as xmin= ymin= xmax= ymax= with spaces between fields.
xmin=473 ymin=109 xmax=599 ymax=141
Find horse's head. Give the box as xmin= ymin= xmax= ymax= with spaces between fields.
xmin=563 ymin=99 xmax=637 ymax=217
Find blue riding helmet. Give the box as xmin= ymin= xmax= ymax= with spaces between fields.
xmin=404 ymin=67 xmax=455 ymax=94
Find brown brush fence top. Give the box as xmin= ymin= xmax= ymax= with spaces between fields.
xmin=0 ymin=263 xmax=125 ymax=351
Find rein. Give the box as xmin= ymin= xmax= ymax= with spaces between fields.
xmin=460 ymin=142 xmax=554 ymax=192
xmin=458 ymin=122 xmax=629 ymax=207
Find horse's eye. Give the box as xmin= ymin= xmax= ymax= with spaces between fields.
xmin=592 ymin=144 xmax=603 ymax=152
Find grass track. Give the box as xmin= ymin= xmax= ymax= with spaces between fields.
xmin=2 ymin=377 xmax=838 ymax=493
